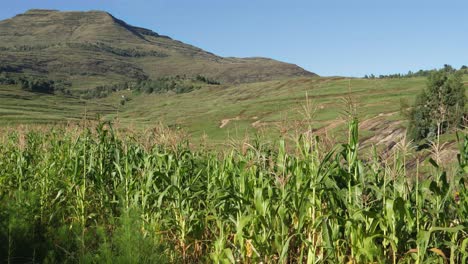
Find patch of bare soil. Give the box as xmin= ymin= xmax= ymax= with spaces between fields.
xmin=359 ymin=113 xmax=458 ymax=167
xmin=251 ymin=120 xmax=282 ymax=129
xmin=219 ymin=116 xmax=240 ymax=128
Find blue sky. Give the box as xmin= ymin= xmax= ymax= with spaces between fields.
xmin=1 ymin=0 xmax=467 ymax=77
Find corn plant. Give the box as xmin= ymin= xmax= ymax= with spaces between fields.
xmin=0 ymin=121 xmax=466 ymax=263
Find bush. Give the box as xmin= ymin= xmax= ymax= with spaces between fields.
xmin=19 ymin=77 xmax=55 ymax=94
xmin=0 ymin=72 xmax=16 ymax=85
xmin=195 ymin=74 xmax=220 ymax=85
xmin=78 ymin=82 xmax=129 ymax=99
xmin=408 ymin=66 xmax=466 ymax=141
xmin=134 ymin=76 xmax=201 ymax=95
xmin=15 ymin=76 xmax=72 ymax=94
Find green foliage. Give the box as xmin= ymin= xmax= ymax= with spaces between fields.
xmin=0 ymin=65 xmax=22 ymax=73
xmin=365 ymin=69 xmax=433 ymax=79
xmin=78 ymin=82 xmax=129 ymax=99
xmin=365 ymin=65 xmax=466 ymax=79
xmin=408 ymin=66 xmax=466 ymax=141
xmin=0 ymin=72 xmax=16 ymax=85
xmin=119 ymin=95 xmax=130 ymax=106
xmin=195 ymin=74 xmax=221 ymax=85
xmin=0 ymin=121 xmax=466 ymax=263
xmin=16 ymin=76 xmax=72 ymax=94
xmin=19 ymin=77 xmax=54 ymax=93
xmin=460 ymin=65 xmax=468 ymax=75
xmin=134 ymin=75 xmax=204 ymax=95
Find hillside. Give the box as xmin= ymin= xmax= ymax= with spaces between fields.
xmin=0 ymin=9 xmax=465 ymax=157
xmin=0 ymin=9 xmax=316 ymax=88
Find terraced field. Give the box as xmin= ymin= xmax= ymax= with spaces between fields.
xmin=2 ymin=76 xmax=466 ymax=142
xmin=0 ymin=85 xmax=117 ymax=125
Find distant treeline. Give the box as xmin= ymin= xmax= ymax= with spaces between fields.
xmin=0 ymin=72 xmax=71 ymax=94
xmin=0 ymin=65 xmax=22 ymax=73
xmin=77 ymin=82 xmax=130 ymax=99
xmin=195 ymin=74 xmax=220 ymax=85
xmin=0 ymin=70 xmax=220 ymax=98
xmin=134 ymin=75 xmax=220 ymax=95
xmin=19 ymin=77 xmax=72 ymax=94
xmin=78 ymin=75 xmax=220 ymax=99
xmin=364 ymin=64 xmax=468 ymax=79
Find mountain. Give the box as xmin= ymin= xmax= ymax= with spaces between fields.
xmin=0 ymin=9 xmax=316 ymax=88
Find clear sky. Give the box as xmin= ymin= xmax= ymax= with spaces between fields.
xmin=0 ymin=0 xmax=467 ymax=77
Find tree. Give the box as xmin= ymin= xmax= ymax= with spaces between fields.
xmin=408 ymin=66 xmax=466 ymax=141
xmin=461 ymin=65 xmax=468 ymax=74
xmin=18 ymin=77 xmax=55 ymax=94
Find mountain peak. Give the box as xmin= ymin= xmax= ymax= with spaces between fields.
xmin=0 ymin=9 xmax=316 ymax=85
xmin=2 ymin=9 xmax=155 ymax=45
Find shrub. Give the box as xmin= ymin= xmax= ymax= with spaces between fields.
xmin=195 ymin=74 xmax=220 ymax=85
xmin=408 ymin=66 xmax=466 ymax=141
xmin=0 ymin=72 xmax=16 ymax=85
xmin=134 ymin=76 xmax=202 ymax=95
xmin=19 ymin=77 xmax=55 ymax=93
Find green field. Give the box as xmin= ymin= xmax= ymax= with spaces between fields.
xmin=0 ymin=85 xmax=117 ymax=124
xmin=0 ymin=76 xmax=426 ymax=131
xmin=0 ymin=120 xmax=466 ymax=263
xmin=114 ymin=77 xmax=425 ymax=139
xmin=2 ymin=75 xmax=466 ymax=146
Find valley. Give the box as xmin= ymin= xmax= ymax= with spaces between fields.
xmin=0 ymin=8 xmax=467 ymax=264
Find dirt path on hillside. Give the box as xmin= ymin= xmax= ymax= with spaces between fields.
xmin=219 ymin=116 xmax=240 ymax=128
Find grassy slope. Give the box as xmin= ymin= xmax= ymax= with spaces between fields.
xmin=0 ymin=85 xmax=117 ymax=125
xmin=110 ymin=76 xmax=428 ymax=141
xmin=4 ymin=75 xmax=466 ymax=143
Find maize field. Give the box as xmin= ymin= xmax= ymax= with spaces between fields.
xmin=0 ymin=120 xmax=467 ymax=263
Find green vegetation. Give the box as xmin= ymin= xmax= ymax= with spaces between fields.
xmin=1 ymin=74 xmax=466 ymax=146
xmin=0 ymin=8 xmax=465 ymax=264
xmin=1 ymin=72 xmax=73 ymax=95
xmin=364 ymin=64 xmax=465 ymax=79
xmin=195 ymin=74 xmax=221 ymax=85
xmin=77 ymin=83 xmax=130 ymax=99
xmin=66 ymin=42 xmax=168 ymax=58
xmin=408 ymin=67 xmax=466 ymax=141
xmin=133 ymin=75 xmax=219 ymax=95
xmin=0 ymin=120 xmax=466 ymax=263
xmin=0 ymin=72 xmax=16 ymax=84
xmin=0 ymin=85 xmax=116 ymax=125
xmin=19 ymin=77 xmax=72 ymax=95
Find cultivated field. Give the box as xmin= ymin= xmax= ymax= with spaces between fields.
xmin=0 ymin=120 xmax=466 ymax=263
